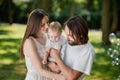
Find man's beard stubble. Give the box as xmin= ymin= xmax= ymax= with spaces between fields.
xmin=68 ymin=40 xmax=78 ymax=46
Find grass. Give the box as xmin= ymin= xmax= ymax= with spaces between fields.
xmin=0 ymin=23 xmax=26 ymax=80
xmin=0 ymin=23 xmax=119 ymax=80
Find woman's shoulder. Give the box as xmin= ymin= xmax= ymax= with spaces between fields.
xmin=23 ymin=37 xmax=37 ymax=56
xmin=25 ymin=37 xmax=34 ymax=43
xmin=24 ymin=37 xmax=36 ymax=48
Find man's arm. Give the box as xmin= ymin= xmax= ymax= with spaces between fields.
xmin=56 ymin=55 xmax=83 ymax=80
xmin=50 ymin=48 xmax=83 ymax=80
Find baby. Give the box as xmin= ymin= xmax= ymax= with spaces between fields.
xmin=42 ymin=21 xmax=66 ymax=64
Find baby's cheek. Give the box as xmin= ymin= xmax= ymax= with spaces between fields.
xmin=56 ymin=37 xmax=60 ymax=42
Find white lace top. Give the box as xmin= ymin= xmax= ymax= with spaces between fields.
xmin=24 ymin=36 xmax=51 ymax=80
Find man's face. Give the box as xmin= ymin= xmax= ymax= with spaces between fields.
xmin=65 ymin=26 xmax=77 ymax=45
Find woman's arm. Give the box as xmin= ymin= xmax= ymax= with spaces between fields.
xmin=50 ymin=48 xmax=83 ymax=80
xmin=23 ymin=39 xmax=65 ymax=80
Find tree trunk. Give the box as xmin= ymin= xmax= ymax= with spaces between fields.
xmin=86 ymin=0 xmax=93 ymax=10
xmin=35 ymin=0 xmax=51 ymax=13
xmin=8 ymin=0 xmax=13 ymax=25
xmin=70 ymin=0 xmax=75 ymax=17
xmin=111 ymin=0 xmax=118 ymax=33
xmin=101 ymin=0 xmax=110 ymax=44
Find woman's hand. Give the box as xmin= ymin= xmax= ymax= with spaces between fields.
xmin=48 ymin=62 xmax=61 ymax=74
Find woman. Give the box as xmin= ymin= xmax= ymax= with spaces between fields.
xmin=20 ymin=9 xmax=65 ymax=80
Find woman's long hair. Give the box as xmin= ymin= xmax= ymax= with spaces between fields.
xmin=20 ymin=9 xmax=48 ymax=60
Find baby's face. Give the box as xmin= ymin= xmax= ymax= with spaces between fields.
xmin=48 ymin=30 xmax=61 ymax=42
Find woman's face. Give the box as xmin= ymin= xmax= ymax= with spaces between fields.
xmin=40 ymin=16 xmax=49 ymax=33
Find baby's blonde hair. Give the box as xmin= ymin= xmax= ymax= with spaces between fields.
xmin=49 ymin=21 xmax=62 ymax=32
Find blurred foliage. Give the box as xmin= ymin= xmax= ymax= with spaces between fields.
xmin=0 ymin=24 xmax=26 ymax=80
xmin=1 ymin=0 xmax=120 ymax=29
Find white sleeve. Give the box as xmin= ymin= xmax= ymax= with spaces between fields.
xmin=73 ymin=50 xmax=95 ymax=75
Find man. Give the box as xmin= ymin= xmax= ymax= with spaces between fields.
xmin=49 ymin=16 xmax=95 ymax=80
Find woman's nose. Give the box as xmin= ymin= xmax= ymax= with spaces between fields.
xmin=44 ymin=24 xmax=49 ymax=32
xmin=46 ymin=23 xmax=49 ymax=28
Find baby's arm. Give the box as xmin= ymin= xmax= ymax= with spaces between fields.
xmin=42 ymin=47 xmax=51 ymax=64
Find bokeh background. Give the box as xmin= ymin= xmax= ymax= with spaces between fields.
xmin=0 ymin=0 xmax=120 ymax=80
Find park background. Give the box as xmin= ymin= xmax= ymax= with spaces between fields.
xmin=0 ymin=0 xmax=120 ymax=80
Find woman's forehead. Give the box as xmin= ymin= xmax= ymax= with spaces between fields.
xmin=42 ymin=16 xmax=49 ymax=24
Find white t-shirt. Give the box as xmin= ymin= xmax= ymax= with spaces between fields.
xmin=61 ymin=42 xmax=95 ymax=80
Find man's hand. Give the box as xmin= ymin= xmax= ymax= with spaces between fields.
xmin=48 ymin=62 xmax=61 ymax=74
xmin=50 ymin=46 xmax=62 ymax=60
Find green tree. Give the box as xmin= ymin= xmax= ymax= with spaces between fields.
xmin=8 ymin=0 xmax=13 ymax=25
xmin=35 ymin=0 xmax=51 ymax=13
xmin=0 ymin=0 xmax=14 ymax=25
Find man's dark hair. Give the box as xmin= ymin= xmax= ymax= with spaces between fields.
xmin=64 ymin=16 xmax=89 ymax=44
